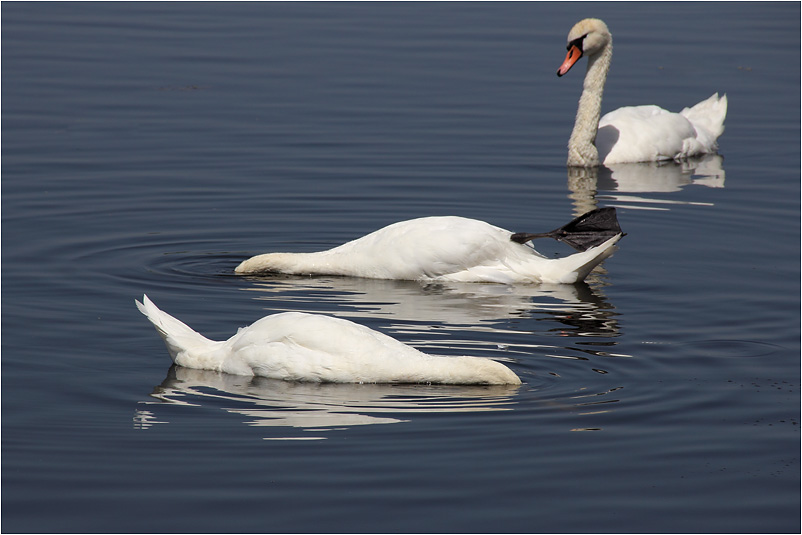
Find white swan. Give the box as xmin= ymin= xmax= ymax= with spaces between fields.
xmin=557 ymin=18 xmax=727 ymax=167
xmin=235 ymin=208 xmax=624 ymax=284
xmin=135 ymin=295 xmax=521 ymax=385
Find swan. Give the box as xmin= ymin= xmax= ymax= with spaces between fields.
xmin=135 ymin=295 xmax=521 ymax=385
xmin=557 ymin=18 xmax=727 ymax=167
xmin=235 ymin=208 xmax=624 ymax=284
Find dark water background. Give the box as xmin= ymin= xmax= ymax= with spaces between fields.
xmin=2 ymin=2 xmax=799 ymax=533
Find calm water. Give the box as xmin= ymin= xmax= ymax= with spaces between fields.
xmin=2 ymin=3 xmax=799 ymax=533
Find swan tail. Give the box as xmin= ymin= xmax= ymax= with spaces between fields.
xmin=511 ymin=207 xmax=624 ymax=252
xmin=680 ymin=93 xmax=728 ymax=141
xmin=136 ymin=295 xmax=214 ymax=362
xmin=540 ymin=234 xmax=622 ymax=284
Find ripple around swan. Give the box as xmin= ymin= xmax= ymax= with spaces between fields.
xmin=133 ymin=363 xmax=635 ymax=439
xmin=59 ymin=228 xmax=246 ymax=291
xmin=132 ymin=271 xmax=631 ymax=440
xmin=566 ymin=154 xmax=725 ymax=214
xmin=658 ymin=339 xmax=786 ymax=360
xmin=135 ymin=365 xmax=523 ymax=440
xmin=236 ymin=273 xmax=621 ymax=335
xmin=4 ymin=2 xmax=799 ymax=532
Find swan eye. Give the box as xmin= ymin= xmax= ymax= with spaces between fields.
xmin=567 ymin=35 xmax=587 ymax=51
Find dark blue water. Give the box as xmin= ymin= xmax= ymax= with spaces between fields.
xmin=3 ymin=3 xmax=799 ymax=533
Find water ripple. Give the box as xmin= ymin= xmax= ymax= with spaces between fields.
xmin=136 ymin=365 xmax=522 ymax=439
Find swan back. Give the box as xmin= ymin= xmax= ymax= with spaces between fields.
xmin=598 ymin=94 xmax=728 ymax=164
xmin=236 ymin=217 xmax=512 ymax=279
xmin=235 ymin=215 xmax=621 ymax=284
xmin=597 ymin=106 xmax=697 ymax=163
xmin=229 ymin=312 xmax=521 ymax=384
xmin=136 ymin=295 xmax=522 ymax=385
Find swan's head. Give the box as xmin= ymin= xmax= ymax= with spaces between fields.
xmin=557 ymin=18 xmax=611 ymax=77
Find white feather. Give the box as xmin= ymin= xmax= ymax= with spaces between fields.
xmin=559 ymin=18 xmax=727 ymax=166
xmin=235 ymin=216 xmax=621 ymax=284
xmin=136 ymin=295 xmax=522 ymax=385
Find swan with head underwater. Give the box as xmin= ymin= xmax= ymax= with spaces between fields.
xmin=557 ymin=18 xmax=727 ymax=167
xmin=235 ymin=208 xmax=624 ymax=285
xmin=136 ymin=295 xmax=522 ymax=385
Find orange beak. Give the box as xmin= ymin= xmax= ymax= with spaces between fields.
xmin=557 ymin=44 xmax=583 ymax=77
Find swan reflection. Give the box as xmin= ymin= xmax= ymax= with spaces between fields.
xmin=135 ymin=365 xmax=520 ymax=439
xmin=567 ymin=154 xmax=725 ymax=214
xmin=238 ymin=275 xmax=619 ymax=338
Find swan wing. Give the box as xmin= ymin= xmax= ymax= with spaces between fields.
xmin=329 ymin=216 xmax=518 ymax=279
xmin=598 ymin=105 xmax=697 ymax=164
xmin=598 ymin=94 xmax=727 ymax=164
xmin=224 ymin=312 xmax=520 ymax=384
xmin=224 ymin=312 xmax=420 ymax=382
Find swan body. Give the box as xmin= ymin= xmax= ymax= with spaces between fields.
xmin=558 ymin=18 xmax=727 ymax=167
xmin=235 ymin=210 xmax=623 ymax=284
xmin=136 ymin=295 xmax=521 ymax=385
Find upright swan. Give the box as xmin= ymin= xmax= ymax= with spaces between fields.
xmin=235 ymin=208 xmax=624 ymax=284
xmin=557 ymin=18 xmax=727 ymax=167
xmin=136 ymin=295 xmax=521 ymax=385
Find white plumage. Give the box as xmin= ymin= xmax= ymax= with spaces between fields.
xmin=558 ymin=18 xmax=727 ymax=167
xmin=136 ymin=295 xmax=522 ymax=385
xmin=235 ymin=210 xmax=623 ymax=284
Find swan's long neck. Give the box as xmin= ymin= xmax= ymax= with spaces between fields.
xmin=235 ymin=250 xmax=385 ymax=278
xmin=567 ymin=40 xmax=612 ymax=167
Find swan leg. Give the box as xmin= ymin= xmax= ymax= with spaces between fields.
xmin=510 ymin=207 xmax=624 ymax=251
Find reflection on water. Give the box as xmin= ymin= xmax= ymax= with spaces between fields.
xmin=567 ymin=155 xmax=725 ymax=214
xmin=135 ymin=365 xmax=520 ymax=439
xmin=134 ymin=276 xmax=628 ymax=439
xmin=134 ymin=364 xmax=632 ymax=438
xmin=238 ymin=274 xmax=619 ymax=338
